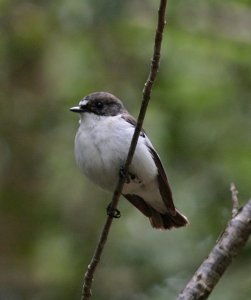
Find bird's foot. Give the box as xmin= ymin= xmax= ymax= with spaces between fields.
xmin=106 ymin=203 xmax=121 ymax=218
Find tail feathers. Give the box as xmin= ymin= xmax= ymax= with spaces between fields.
xmin=149 ymin=208 xmax=189 ymax=230
xmin=123 ymin=193 xmax=188 ymax=230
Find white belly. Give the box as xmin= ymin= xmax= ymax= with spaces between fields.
xmin=74 ymin=114 xmax=157 ymax=190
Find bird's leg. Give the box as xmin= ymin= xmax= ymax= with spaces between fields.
xmin=106 ymin=203 xmax=121 ymax=218
xmin=119 ymin=166 xmax=142 ymax=184
xmin=119 ymin=166 xmax=130 ymax=183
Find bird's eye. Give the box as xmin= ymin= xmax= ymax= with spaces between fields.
xmin=96 ymin=101 xmax=103 ymax=109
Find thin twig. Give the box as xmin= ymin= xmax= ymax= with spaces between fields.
xmin=177 ymin=199 xmax=251 ymax=300
xmin=81 ymin=1 xmax=168 ymax=299
xmin=230 ymin=182 xmax=240 ymax=217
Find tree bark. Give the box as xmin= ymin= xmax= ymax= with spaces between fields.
xmin=177 ymin=199 xmax=251 ymax=300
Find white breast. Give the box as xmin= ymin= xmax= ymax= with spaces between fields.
xmin=74 ymin=113 xmax=158 ymax=191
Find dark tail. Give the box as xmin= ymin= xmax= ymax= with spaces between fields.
xmin=149 ymin=209 xmax=189 ymax=230
xmin=149 ymin=208 xmax=189 ymax=230
xmin=123 ymin=193 xmax=189 ymax=230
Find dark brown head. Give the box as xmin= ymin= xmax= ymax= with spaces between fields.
xmin=70 ymin=92 xmax=125 ymax=116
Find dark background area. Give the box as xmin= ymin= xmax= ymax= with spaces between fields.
xmin=0 ymin=0 xmax=251 ymax=299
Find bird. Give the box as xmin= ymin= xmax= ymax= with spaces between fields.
xmin=70 ymin=92 xmax=188 ymax=230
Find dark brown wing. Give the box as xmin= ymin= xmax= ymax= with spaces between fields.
xmin=147 ymin=146 xmax=176 ymax=215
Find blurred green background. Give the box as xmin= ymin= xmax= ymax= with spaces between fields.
xmin=1 ymin=0 xmax=251 ymax=299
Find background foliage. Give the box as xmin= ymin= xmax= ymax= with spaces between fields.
xmin=1 ymin=0 xmax=251 ymax=299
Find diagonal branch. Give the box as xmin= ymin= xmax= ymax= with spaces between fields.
xmin=177 ymin=197 xmax=251 ymax=300
xmin=81 ymin=1 xmax=168 ymax=299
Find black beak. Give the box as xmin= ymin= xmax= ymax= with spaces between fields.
xmin=70 ymin=105 xmax=85 ymax=113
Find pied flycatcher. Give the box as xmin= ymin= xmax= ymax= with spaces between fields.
xmin=70 ymin=92 xmax=188 ymax=230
